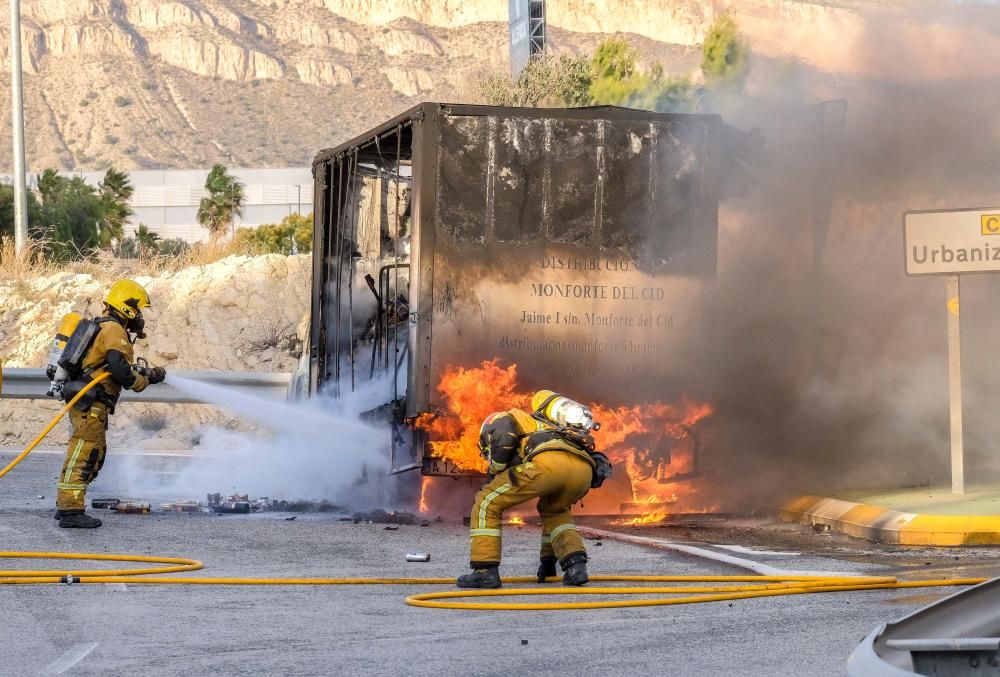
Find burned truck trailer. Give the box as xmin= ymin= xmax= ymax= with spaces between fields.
xmin=303 ymin=103 xmax=721 ymax=485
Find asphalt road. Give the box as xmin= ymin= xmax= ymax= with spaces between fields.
xmin=0 ymin=450 xmax=987 ymax=677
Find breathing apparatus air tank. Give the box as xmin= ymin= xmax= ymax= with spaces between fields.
xmin=532 ymin=390 xmax=601 ymax=432
xmin=46 ymin=312 xmax=82 ymax=397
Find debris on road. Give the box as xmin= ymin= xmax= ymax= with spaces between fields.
xmin=353 ymin=509 xmax=419 ymax=525
xmin=208 ymin=493 xmax=251 ymax=514
xmin=161 ymin=501 xmax=204 ymax=513
xmin=114 ymin=502 xmax=151 ymax=514
xmin=91 ymin=498 xmax=121 ymax=510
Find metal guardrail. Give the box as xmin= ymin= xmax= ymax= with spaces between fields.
xmin=848 ymin=577 xmax=1000 ymax=676
xmin=0 ymin=368 xmax=291 ymax=404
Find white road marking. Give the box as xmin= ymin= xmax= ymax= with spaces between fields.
xmin=40 ymin=642 xmax=99 ymax=675
xmin=581 ymin=527 xmax=859 ymax=577
xmin=712 ymin=544 xmax=802 ymax=556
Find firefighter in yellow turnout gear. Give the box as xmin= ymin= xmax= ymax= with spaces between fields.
xmin=56 ymin=280 xmax=167 ymax=529
xmin=458 ymin=390 xmax=613 ymax=589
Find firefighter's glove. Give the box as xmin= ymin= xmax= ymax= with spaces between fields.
xmin=146 ymin=366 xmax=167 ymax=384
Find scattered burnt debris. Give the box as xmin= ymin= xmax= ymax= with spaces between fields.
xmin=113 ymin=502 xmax=150 ymax=514
xmin=93 ymin=492 xmax=424 ymax=520
xmin=205 ymin=493 xmax=345 ymax=514
xmin=207 ymin=493 xmax=251 ymax=514
xmin=161 ymin=500 xmax=202 ymax=513
xmin=91 ymin=497 xmax=121 ymax=510
xmin=352 ymin=509 xmax=420 ymax=525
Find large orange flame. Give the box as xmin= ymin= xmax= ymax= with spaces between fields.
xmin=415 ymin=360 xmax=528 ymax=472
xmin=415 ymin=359 xmax=715 ymax=512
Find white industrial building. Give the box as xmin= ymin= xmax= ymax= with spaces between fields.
xmin=4 ymin=167 xmax=313 ymax=242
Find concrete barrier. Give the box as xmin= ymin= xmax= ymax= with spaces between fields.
xmin=780 ymin=494 xmax=1000 ymax=546
xmin=0 ymin=367 xmax=291 ymax=404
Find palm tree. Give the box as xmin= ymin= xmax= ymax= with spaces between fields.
xmin=98 ymin=167 xmax=134 ymax=249
xmin=135 ymin=223 xmax=160 ymax=258
xmin=197 ymin=164 xmax=246 ymax=239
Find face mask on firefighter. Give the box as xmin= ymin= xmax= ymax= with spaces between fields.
xmin=128 ymin=310 xmax=146 ymax=340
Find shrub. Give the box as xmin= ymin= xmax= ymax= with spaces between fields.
xmin=233 ymin=213 xmax=313 ymax=255
xmin=158 ymin=237 xmax=190 ymax=257
xmin=478 ymin=54 xmax=591 ymax=107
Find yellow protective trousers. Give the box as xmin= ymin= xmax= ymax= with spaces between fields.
xmin=468 ymin=450 xmax=593 ymax=567
xmin=56 ymin=403 xmax=109 ymax=512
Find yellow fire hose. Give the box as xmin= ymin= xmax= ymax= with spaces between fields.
xmin=0 ymin=371 xmax=111 ymax=480
xmin=0 ymin=370 xmax=988 ymax=609
xmin=0 ymin=552 xmax=986 ymax=610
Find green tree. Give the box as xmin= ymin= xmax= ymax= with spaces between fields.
xmin=233 ymin=213 xmax=313 ymax=255
xmin=197 ymin=164 xmax=246 ymax=238
xmin=97 ymin=167 xmax=134 ymax=249
xmin=701 ymin=13 xmax=750 ymax=88
xmin=588 ymin=38 xmax=694 ymax=111
xmin=34 ymin=169 xmax=103 ymax=260
xmin=0 ymin=183 xmax=41 ymax=238
xmin=135 ymin=223 xmax=161 ymax=257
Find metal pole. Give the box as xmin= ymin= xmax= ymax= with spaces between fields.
xmin=9 ymin=0 xmax=28 ymax=255
xmin=946 ymin=274 xmax=965 ymax=494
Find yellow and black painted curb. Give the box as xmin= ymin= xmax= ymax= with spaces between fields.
xmin=779 ymin=495 xmax=1000 ymax=546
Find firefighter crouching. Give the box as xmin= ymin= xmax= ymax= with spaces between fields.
xmin=55 ymin=279 xmax=166 ymax=529
xmin=458 ymin=390 xmax=613 ymax=589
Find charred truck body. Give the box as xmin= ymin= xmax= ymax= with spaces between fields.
xmin=300 ymin=103 xmax=721 ymax=492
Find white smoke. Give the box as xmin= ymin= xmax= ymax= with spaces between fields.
xmin=106 ymin=374 xmax=396 ymax=505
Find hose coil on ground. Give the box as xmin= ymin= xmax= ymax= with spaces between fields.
xmin=0 ymin=552 xmax=984 ymax=611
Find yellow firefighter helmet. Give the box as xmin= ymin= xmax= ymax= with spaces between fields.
xmin=105 ymin=279 xmax=151 ymax=320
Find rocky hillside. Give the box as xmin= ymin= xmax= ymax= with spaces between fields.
xmin=0 ymin=0 xmax=994 ymax=172
xmin=0 ymin=253 xmax=310 ymax=447
xmin=0 ymin=0 xmax=716 ymax=172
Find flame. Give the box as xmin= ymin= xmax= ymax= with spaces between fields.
xmin=615 ymin=512 xmax=669 ymax=526
xmin=418 ymin=477 xmax=430 ymax=514
xmin=507 ymin=516 xmax=525 ymax=526
xmin=415 ymin=360 xmax=529 ymax=472
xmin=415 ymin=359 xmax=715 ymax=512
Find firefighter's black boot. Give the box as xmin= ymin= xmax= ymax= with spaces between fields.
xmin=457 ymin=565 xmax=501 ymax=589
xmin=537 ymin=556 xmax=557 ymax=583
xmin=560 ymin=552 xmax=589 ymax=586
xmin=58 ymin=511 xmax=102 ymax=529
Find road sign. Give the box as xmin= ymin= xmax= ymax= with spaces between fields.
xmin=901 ymin=208 xmax=1000 ymax=494
xmin=904 ymin=207 xmax=1000 ymax=275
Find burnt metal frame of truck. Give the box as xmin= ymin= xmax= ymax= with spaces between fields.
xmin=308 ymin=102 xmax=722 ymax=476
